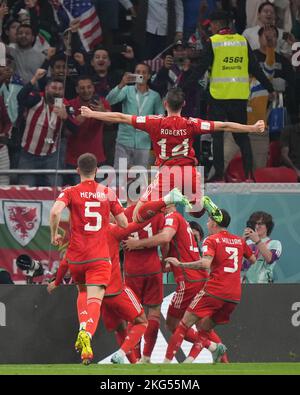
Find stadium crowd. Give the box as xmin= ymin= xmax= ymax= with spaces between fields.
xmin=0 ymin=0 xmax=300 ymax=184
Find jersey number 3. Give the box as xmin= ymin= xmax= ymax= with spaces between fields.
xmin=84 ymin=202 xmax=102 ymax=231
xmin=224 ymin=247 xmax=238 ymax=273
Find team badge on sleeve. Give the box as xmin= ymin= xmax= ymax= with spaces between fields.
xmin=200 ymin=122 xmax=211 ymax=131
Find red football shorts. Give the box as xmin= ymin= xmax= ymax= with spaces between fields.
xmin=187 ymin=291 xmax=238 ymax=324
xmin=68 ymin=260 xmax=112 ymax=287
xmin=101 ymin=286 xmax=144 ymax=331
xmin=141 ymin=165 xmax=202 ymax=205
xmin=125 ymin=272 xmax=163 ymax=306
xmin=167 ymin=281 xmax=205 ymax=319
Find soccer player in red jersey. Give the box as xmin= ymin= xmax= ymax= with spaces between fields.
xmin=47 ymin=220 xmax=148 ymax=365
xmin=124 ymin=204 xmax=225 ymax=361
xmin=49 ymin=153 xmax=127 ymax=364
xmin=123 ymin=202 xmax=165 ymax=363
xmin=101 ymin=221 xmax=151 ymax=364
xmin=164 ymin=208 xmax=256 ymax=363
xmin=80 ymin=87 xmax=265 ymax=221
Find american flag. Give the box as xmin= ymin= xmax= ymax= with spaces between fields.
xmin=59 ymin=0 xmax=102 ymax=51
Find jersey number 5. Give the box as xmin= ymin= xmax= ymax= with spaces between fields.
xmin=84 ymin=202 xmax=102 ymax=231
xmin=224 ymin=247 xmax=238 ymax=273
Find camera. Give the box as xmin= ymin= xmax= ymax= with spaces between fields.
xmin=246 ymin=220 xmax=256 ymax=231
xmin=128 ymin=73 xmax=144 ymax=84
xmin=16 ymin=254 xmax=44 ymax=283
xmin=54 ymin=97 xmax=63 ymax=108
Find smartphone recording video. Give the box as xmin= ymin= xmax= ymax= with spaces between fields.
xmin=128 ymin=73 xmax=144 ymax=84
xmin=54 ymin=98 xmax=63 ymax=108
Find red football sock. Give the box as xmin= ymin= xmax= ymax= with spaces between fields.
xmin=197 ymin=330 xmax=211 ymax=349
xmin=188 ymin=340 xmax=204 ymax=360
xmin=184 ymin=327 xmax=198 ymax=343
xmin=165 ymin=321 xmax=188 ymax=361
xmin=120 ymin=323 xmax=147 ymax=355
xmin=115 ymin=329 xmax=138 ymax=364
xmin=143 ymin=315 xmax=160 ymax=358
xmin=208 ymin=330 xmax=229 ymax=363
xmin=137 ymin=200 xmax=166 ymax=222
xmin=126 ymin=322 xmax=142 ymax=360
xmin=77 ymin=291 xmax=88 ymax=328
xmin=85 ymin=297 xmax=102 ymax=337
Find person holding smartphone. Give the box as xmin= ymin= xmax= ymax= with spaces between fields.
xmin=65 ymin=75 xmax=111 ymax=185
xmin=106 ymin=62 xmax=165 ymax=169
xmin=242 ymin=211 xmax=282 ymax=283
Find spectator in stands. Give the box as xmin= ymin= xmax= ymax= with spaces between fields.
xmin=10 ymin=0 xmax=59 ymax=47
xmin=0 ymin=54 xmax=23 ymax=182
xmin=188 ymin=10 xmax=274 ymax=182
xmin=17 ymin=68 xmax=78 ymax=187
xmin=35 ymin=53 xmax=78 ymax=100
xmin=132 ymin=0 xmax=184 ymax=60
xmin=152 ymin=40 xmax=201 ymax=117
xmin=94 ymin=0 xmax=136 ymax=48
xmin=106 ymin=62 xmax=164 ymax=168
xmin=280 ymin=122 xmax=300 ymax=180
xmin=0 ymin=95 xmax=12 ymax=185
xmin=224 ymin=25 xmax=297 ymax=173
xmin=66 ymin=76 xmax=111 ymax=185
xmin=1 ymin=17 xmax=20 ymax=47
xmin=8 ymin=24 xmax=46 ymax=83
xmin=77 ymin=46 xmax=136 ymax=165
xmin=243 ymin=1 xmax=294 ymax=57
xmin=242 ymin=211 xmax=282 ymax=283
xmin=0 ymin=1 xmax=9 ymax=37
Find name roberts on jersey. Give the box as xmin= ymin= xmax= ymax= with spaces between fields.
xmin=161 ymin=129 xmax=187 ymax=136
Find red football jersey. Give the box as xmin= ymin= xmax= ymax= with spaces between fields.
xmin=123 ymin=205 xmax=165 ymax=276
xmin=106 ymin=221 xmax=147 ymax=296
xmin=163 ymin=211 xmax=208 ymax=284
xmin=202 ymin=230 xmax=253 ymax=302
xmin=56 ymin=180 xmax=123 ymax=263
xmin=131 ymin=115 xmax=214 ymax=166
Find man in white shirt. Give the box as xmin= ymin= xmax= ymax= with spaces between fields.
xmin=133 ymin=0 xmax=184 ymax=60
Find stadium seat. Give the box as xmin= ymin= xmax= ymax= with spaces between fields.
xmin=225 ymin=155 xmax=246 ymax=182
xmin=254 ymin=167 xmax=298 ymax=182
xmin=267 ymin=141 xmax=281 ymax=167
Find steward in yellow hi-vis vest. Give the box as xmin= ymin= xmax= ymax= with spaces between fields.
xmin=180 ymin=10 xmax=274 ymax=181
xmin=210 ymin=34 xmax=250 ymax=100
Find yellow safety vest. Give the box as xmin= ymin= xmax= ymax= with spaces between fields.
xmin=210 ymin=34 xmax=250 ymax=100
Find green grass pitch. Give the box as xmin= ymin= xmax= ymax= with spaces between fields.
xmin=0 ymin=363 xmax=300 ymax=375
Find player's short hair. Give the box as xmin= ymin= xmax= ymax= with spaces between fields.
xmin=248 ymin=211 xmax=274 ymax=236
xmin=217 ymin=209 xmax=231 ymax=228
xmin=165 ymin=87 xmax=185 ymax=111
xmin=189 ymin=221 xmax=204 ymax=241
xmin=77 ymin=153 xmax=98 ymax=176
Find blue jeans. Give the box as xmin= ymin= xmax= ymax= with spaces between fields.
xmin=18 ymin=149 xmax=62 ymax=187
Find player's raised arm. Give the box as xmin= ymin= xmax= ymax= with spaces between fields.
xmin=214 ymin=120 xmax=265 ymax=134
xmin=80 ymin=106 xmax=133 ymax=125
